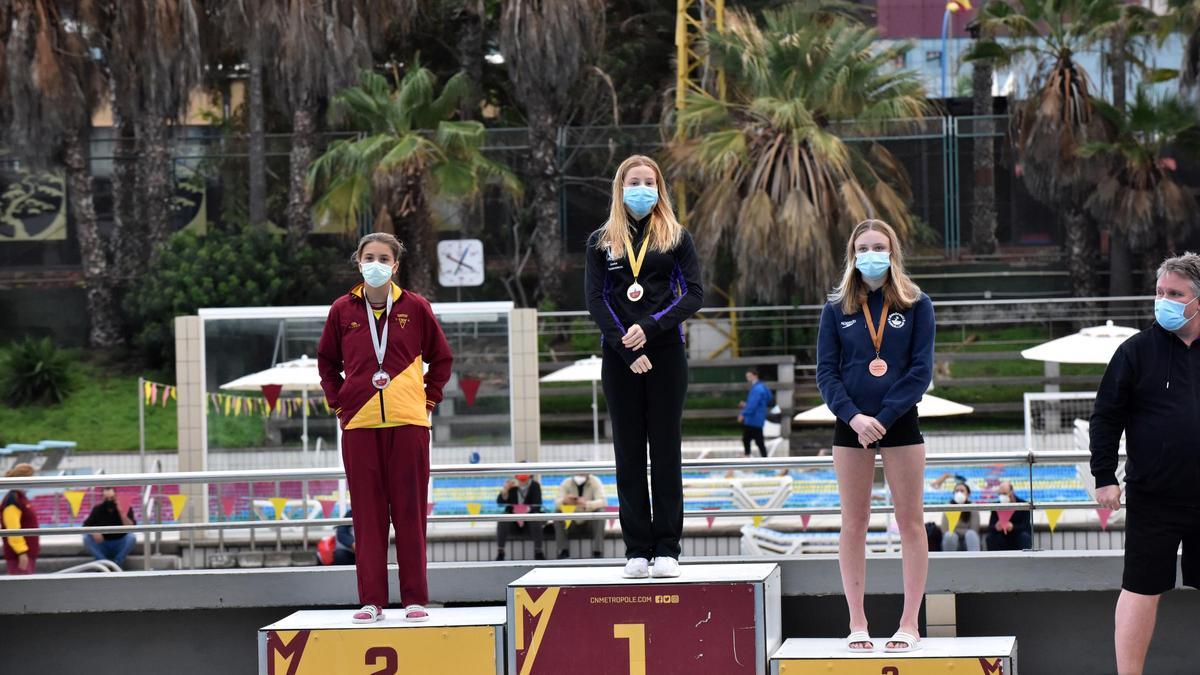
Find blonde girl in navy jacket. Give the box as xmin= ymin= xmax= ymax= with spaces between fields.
xmin=816 ymin=219 xmax=935 ymax=654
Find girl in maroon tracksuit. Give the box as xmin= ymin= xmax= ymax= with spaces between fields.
xmin=317 ymin=233 xmax=453 ymax=623
xmin=3 ymin=463 xmax=40 ymax=575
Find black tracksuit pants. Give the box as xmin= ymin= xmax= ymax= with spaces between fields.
xmin=602 ymin=342 xmax=688 ymax=560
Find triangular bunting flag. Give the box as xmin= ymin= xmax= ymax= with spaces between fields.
xmin=513 ymin=502 xmax=530 ymax=526
xmin=1097 ymin=508 xmax=1113 ymax=531
xmin=945 ymin=510 xmax=963 ymax=535
xmin=223 ymin=395 xmax=231 ymax=416
xmin=800 ymin=514 xmax=812 ymax=530
xmin=150 ymin=382 xmax=158 ymax=404
xmin=996 ymin=509 xmax=1015 ymax=528
xmin=63 ymin=490 xmax=86 ymax=518
xmin=317 ymin=498 xmax=336 ymax=518
xmin=221 ymin=496 xmax=237 ymax=519
xmin=170 ymin=386 xmax=176 ymax=401
xmin=167 ymin=494 xmax=188 ymax=521
xmin=144 ymin=381 xmax=153 ymax=405
xmin=466 ymin=502 xmax=482 ymax=527
xmin=1046 ymin=508 xmax=1063 ymax=533
xmin=560 ymin=503 xmax=577 ymax=528
xmin=460 ymin=378 xmax=482 ymax=407
xmin=161 ymin=386 xmax=170 ymax=406
xmin=705 ymin=515 xmax=716 ymax=529
xmin=269 ymin=497 xmax=289 ymax=520
xmin=752 ymin=515 xmax=764 ymax=528
xmin=605 ymin=505 xmax=619 ymax=528
xmin=116 ymin=491 xmax=134 ymax=517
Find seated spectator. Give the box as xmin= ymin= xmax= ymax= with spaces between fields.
xmin=942 ymin=482 xmax=981 ymax=551
xmin=334 ymin=509 xmax=355 ymax=565
xmin=495 ymin=473 xmax=544 ymax=561
xmin=3 ymin=464 xmax=40 ymax=575
xmin=986 ymin=481 xmax=1033 ymax=551
xmin=82 ymin=487 xmax=137 ymax=566
xmin=553 ymin=473 xmax=608 ymax=559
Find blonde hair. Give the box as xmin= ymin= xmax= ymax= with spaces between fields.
xmin=5 ymin=463 xmax=34 ymax=479
xmin=829 ymin=219 xmax=921 ymax=315
xmin=351 ymin=232 xmax=405 ymax=264
xmin=595 ymin=155 xmax=684 ymax=255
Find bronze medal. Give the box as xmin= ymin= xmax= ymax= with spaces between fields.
xmin=862 ymin=296 xmax=890 ymax=378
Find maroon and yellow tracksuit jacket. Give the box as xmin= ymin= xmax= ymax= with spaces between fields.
xmin=2 ymin=490 xmax=39 ymax=559
xmin=317 ymin=283 xmax=453 ymax=430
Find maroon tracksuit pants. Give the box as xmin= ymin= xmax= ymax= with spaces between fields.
xmin=342 ymin=425 xmax=430 ymax=608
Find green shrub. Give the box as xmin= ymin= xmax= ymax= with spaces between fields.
xmin=0 ymin=337 xmax=76 ymax=407
xmin=124 ymin=224 xmax=341 ymax=367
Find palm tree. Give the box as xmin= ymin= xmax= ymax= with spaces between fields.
xmin=4 ymin=0 xmax=121 ymax=347
xmin=499 ymin=0 xmax=605 ymax=305
xmin=308 ymin=67 xmax=522 ymax=297
xmin=1080 ymin=91 xmax=1199 ymax=257
xmin=669 ymin=7 xmax=929 ymax=303
xmin=966 ymin=16 xmax=999 ymax=255
xmin=967 ymin=0 xmax=1120 ymax=298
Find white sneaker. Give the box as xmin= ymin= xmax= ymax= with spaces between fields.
xmin=651 ymin=557 xmax=680 ymax=578
xmin=622 ymin=557 xmax=650 ymax=578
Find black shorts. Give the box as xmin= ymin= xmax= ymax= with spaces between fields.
xmin=833 ymin=407 xmax=924 ymax=449
xmin=1122 ymin=493 xmax=1200 ymax=595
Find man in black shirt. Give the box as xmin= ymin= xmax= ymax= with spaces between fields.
xmin=82 ymin=487 xmax=137 ymax=566
xmin=1090 ymin=253 xmax=1200 ymax=675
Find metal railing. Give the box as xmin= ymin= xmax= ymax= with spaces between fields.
xmin=0 ymin=451 xmax=1121 ymax=542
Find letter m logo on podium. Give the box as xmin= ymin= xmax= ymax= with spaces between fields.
xmin=514 ymin=588 xmax=561 ymax=675
xmin=266 ymin=630 xmax=312 ymax=675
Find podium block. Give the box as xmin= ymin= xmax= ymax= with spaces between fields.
xmin=258 ymin=607 xmax=506 ymax=675
xmin=507 ymin=563 xmax=781 ymax=675
xmin=771 ymin=637 xmax=1018 ymax=674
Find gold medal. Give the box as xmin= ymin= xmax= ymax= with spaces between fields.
xmin=622 ymin=232 xmax=651 ymax=303
xmin=862 ymin=296 xmax=890 ymax=378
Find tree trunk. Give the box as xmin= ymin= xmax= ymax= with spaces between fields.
xmin=970 ymin=56 xmax=998 ymax=255
xmin=111 ymin=102 xmax=141 ymax=284
xmin=1063 ymin=208 xmax=1100 ymax=297
xmin=64 ymin=126 xmax=121 ymax=348
xmin=528 ymin=109 xmax=564 ymax=305
xmin=392 ymin=179 xmax=437 ymax=299
xmin=287 ymin=103 xmax=316 ymax=247
xmin=136 ymin=114 xmax=173 ymax=263
xmin=1107 ymin=30 xmax=1133 ymax=296
xmin=248 ymin=28 xmax=267 ymax=227
xmin=455 ymin=0 xmax=485 ymax=119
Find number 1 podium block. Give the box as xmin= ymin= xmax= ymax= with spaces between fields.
xmin=258 ymin=607 xmax=506 ymax=675
xmin=771 ymin=636 xmax=1018 ymax=674
xmin=508 ymin=563 xmax=781 ymax=675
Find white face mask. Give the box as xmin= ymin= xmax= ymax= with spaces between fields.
xmin=953 ymin=491 xmax=968 ymax=504
xmin=998 ymin=494 xmax=1011 ymax=503
xmin=573 ymin=475 xmax=588 ymax=486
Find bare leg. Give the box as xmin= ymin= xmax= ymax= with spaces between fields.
xmin=1115 ymin=589 xmax=1159 ymax=674
xmin=882 ymin=444 xmax=928 ymax=648
xmin=834 ymin=446 xmax=877 ymax=649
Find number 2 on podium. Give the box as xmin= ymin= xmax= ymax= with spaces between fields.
xmin=613 ymin=623 xmax=646 ymax=675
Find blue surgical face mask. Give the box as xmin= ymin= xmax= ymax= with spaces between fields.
xmin=360 ymin=261 xmax=394 ymax=288
xmin=623 ymin=185 xmax=658 ymax=219
xmin=855 ymin=251 xmax=891 ymax=280
xmin=1155 ymin=296 xmax=1198 ymax=331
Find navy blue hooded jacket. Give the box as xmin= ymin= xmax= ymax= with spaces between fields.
xmin=816 ymin=288 xmax=936 ymax=429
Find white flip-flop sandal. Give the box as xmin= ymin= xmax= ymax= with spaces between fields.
xmin=884 ymin=631 xmax=920 ymax=653
xmin=845 ymin=630 xmax=875 ymax=653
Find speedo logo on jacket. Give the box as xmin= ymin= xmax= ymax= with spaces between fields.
xmin=317 ymin=283 xmax=453 ymax=430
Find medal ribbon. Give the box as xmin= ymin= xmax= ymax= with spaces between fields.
xmin=622 ymin=231 xmax=651 ymax=283
xmin=861 ymin=296 xmax=890 ymax=358
xmin=365 ymin=286 xmax=393 ymax=370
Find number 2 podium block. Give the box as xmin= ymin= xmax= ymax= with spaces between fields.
xmin=771 ymin=636 xmax=1018 ymax=674
xmin=508 ymin=563 xmax=782 ymax=675
xmin=258 ymin=607 xmax=506 ymax=675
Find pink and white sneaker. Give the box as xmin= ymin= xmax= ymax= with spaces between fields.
xmin=352 ymin=604 xmax=384 ymax=624
xmin=404 ymin=604 xmax=430 ymax=622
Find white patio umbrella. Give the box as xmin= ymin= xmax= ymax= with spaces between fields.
xmin=1020 ymin=320 xmax=1139 ymax=365
xmin=541 ymin=356 xmax=603 ymax=458
xmin=220 ymin=355 xmax=322 ymax=452
xmin=794 ymin=394 xmax=974 ymax=425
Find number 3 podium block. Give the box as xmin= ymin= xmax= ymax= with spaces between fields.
xmin=508 ymin=563 xmax=782 ymax=675
xmin=258 ymin=607 xmax=506 ymax=675
xmin=771 ymin=636 xmax=1018 ymax=675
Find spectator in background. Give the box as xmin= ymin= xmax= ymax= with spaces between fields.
xmin=739 ymin=367 xmax=772 ymax=457
xmin=496 ymin=473 xmax=544 ymax=561
xmin=986 ymin=481 xmax=1032 ymax=551
xmin=2 ymin=464 xmax=40 ymax=575
xmin=942 ymin=482 xmax=981 ymax=552
xmin=553 ymin=473 xmax=608 ymax=559
xmin=82 ymin=487 xmax=137 ymax=566
xmin=334 ymin=509 xmax=355 ymax=565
